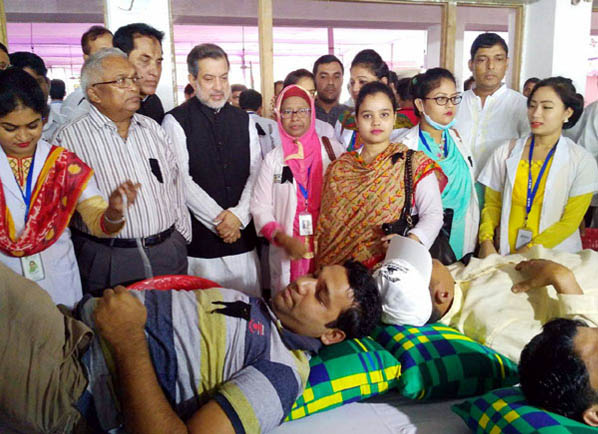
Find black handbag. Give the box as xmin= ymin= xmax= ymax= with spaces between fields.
xmin=381 ymin=150 xmax=458 ymax=265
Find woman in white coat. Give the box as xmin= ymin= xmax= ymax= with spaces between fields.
xmin=251 ymin=85 xmax=344 ymax=294
xmin=397 ymin=68 xmax=479 ymax=259
xmin=0 ymin=68 xmax=138 ymax=307
xmin=478 ymin=77 xmax=598 ymax=257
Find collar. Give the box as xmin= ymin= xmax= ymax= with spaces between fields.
xmin=472 ymin=83 xmax=507 ymax=101
xmin=439 ymin=281 xmax=463 ymax=325
xmin=88 ymin=104 xmax=143 ymax=132
xmin=264 ymin=301 xmax=323 ymax=353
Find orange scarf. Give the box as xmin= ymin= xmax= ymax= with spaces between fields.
xmin=315 ymin=143 xmax=445 ymax=269
xmin=0 ymin=145 xmax=93 ymax=257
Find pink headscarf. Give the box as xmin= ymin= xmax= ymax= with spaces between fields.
xmin=275 ymin=85 xmax=324 ymax=210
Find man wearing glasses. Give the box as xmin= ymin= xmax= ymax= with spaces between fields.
xmin=455 ymin=33 xmax=529 ymax=207
xmin=53 ymin=48 xmax=190 ymax=295
xmin=162 ymin=43 xmax=262 ymax=296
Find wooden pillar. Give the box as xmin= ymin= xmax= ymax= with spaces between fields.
xmin=258 ymin=0 xmax=274 ymax=117
xmin=440 ymin=0 xmax=457 ymax=72
xmin=327 ymin=27 xmax=334 ymax=55
xmin=509 ymin=6 xmax=524 ymax=92
xmin=0 ymin=0 xmax=7 ymax=47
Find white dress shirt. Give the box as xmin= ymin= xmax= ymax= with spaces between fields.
xmin=247 ymin=111 xmax=281 ymax=158
xmin=455 ymin=84 xmax=529 ymax=177
xmin=60 ymin=87 xmax=90 ymax=123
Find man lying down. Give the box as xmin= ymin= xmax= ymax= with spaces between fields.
xmin=0 ymin=261 xmax=382 ymax=434
xmin=375 ymin=236 xmax=598 ymax=427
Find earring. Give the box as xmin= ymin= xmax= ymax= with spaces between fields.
xmin=564 ymin=118 xmax=570 ymax=123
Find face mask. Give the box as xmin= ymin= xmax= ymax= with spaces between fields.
xmin=423 ymin=110 xmax=456 ymax=131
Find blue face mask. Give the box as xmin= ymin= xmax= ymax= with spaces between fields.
xmin=423 ymin=111 xmax=456 ymax=131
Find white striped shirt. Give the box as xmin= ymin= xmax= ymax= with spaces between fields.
xmin=53 ymin=105 xmax=191 ymax=240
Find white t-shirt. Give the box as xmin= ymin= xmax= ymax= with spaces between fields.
xmin=455 ymin=84 xmax=529 ymax=177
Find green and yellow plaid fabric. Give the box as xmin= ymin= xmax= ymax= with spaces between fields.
xmin=285 ymin=336 xmax=401 ymax=421
xmin=371 ymin=323 xmax=519 ymax=400
xmin=453 ymin=387 xmax=598 ymax=433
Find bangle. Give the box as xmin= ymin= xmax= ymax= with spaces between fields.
xmin=104 ymin=213 xmax=125 ymax=225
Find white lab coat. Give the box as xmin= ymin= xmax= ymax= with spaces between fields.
xmin=396 ymin=125 xmax=480 ymax=256
xmin=251 ymin=138 xmax=344 ymax=294
xmin=0 ymin=140 xmax=98 ymax=308
xmin=478 ymin=135 xmax=598 ymax=254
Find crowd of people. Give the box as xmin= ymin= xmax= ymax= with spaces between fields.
xmin=2 ymin=23 xmax=598 ymax=433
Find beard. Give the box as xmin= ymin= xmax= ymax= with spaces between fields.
xmin=196 ymin=86 xmax=231 ymax=110
xmin=317 ymin=86 xmax=340 ymax=105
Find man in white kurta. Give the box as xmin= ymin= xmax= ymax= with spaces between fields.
xmin=162 ymin=43 xmax=262 ymax=296
xmin=454 ymin=33 xmax=529 ymax=183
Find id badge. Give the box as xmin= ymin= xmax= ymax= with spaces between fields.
xmin=21 ymin=253 xmax=45 ymax=281
xmin=298 ymin=212 xmax=313 ymax=236
xmin=515 ymin=228 xmax=533 ymax=250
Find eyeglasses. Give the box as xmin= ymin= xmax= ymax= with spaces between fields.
xmin=280 ymin=108 xmax=311 ymax=119
xmin=423 ymin=95 xmax=463 ymax=106
xmin=92 ymin=75 xmax=140 ymax=89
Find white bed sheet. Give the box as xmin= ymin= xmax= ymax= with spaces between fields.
xmin=272 ymin=391 xmax=470 ymax=434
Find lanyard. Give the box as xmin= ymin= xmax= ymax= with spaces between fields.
xmin=418 ymin=128 xmax=448 ymax=159
xmin=297 ymin=167 xmax=311 ymax=207
xmin=525 ymin=136 xmax=557 ymax=221
xmin=18 ymin=154 xmax=36 ymax=223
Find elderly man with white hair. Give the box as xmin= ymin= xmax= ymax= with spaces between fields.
xmin=53 ymin=48 xmax=190 ymax=295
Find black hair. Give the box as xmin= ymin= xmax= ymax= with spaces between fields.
xmin=81 ymin=26 xmax=113 ymax=55
xmin=325 ymin=260 xmax=382 ymax=339
xmin=523 ymin=77 xmax=540 ymax=89
xmin=313 ymin=54 xmax=344 ymax=76
xmin=9 ymin=51 xmax=47 ymax=78
xmin=231 ymin=84 xmax=248 ymax=93
xmin=350 ymin=49 xmax=389 ymax=81
xmin=528 ymin=76 xmax=584 ymax=130
xmin=0 ymin=68 xmax=47 ymax=118
xmin=0 ymin=42 xmax=8 ymax=55
xmin=283 ymin=69 xmax=314 ymax=89
xmin=464 ymin=76 xmax=475 ymax=91
xmin=396 ymin=77 xmax=413 ymax=102
xmin=470 ymin=32 xmax=508 ymax=59
xmin=113 ymin=23 xmax=164 ymax=55
xmin=239 ymin=89 xmax=262 ymax=111
xmin=388 ymin=70 xmax=399 ymax=91
xmin=355 ymin=81 xmax=397 ymax=117
xmin=187 ymin=43 xmax=229 ymax=77
xmin=409 ymin=68 xmax=456 ymax=117
xmin=50 ymin=79 xmax=66 ymax=100
xmin=520 ymin=318 xmax=598 ymax=422
xmin=184 ymin=83 xmax=194 ymax=96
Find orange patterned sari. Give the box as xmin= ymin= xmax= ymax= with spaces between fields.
xmin=315 ymin=142 xmax=446 ymax=269
xmin=0 ymin=145 xmax=93 ymax=257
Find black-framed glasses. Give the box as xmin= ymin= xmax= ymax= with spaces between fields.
xmin=92 ymin=75 xmax=140 ymax=89
xmin=424 ymin=95 xmax=463 ymax=106
xmin=280 ymin=108 xmax=311 ymax=119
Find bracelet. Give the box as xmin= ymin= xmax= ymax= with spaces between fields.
xmin=104 ymin=213 xmax=125 ymax=225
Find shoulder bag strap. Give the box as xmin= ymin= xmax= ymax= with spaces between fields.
xmin=321 ymin=136 xmax=336 ymax=161
xmin=402 ymin=150 xmax=415 ymax=228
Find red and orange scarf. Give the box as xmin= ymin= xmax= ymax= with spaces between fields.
xmin=0 ymin=145 xmax=93 ymax=257
xmin=315 ymin=143 xmax=445 ymax=269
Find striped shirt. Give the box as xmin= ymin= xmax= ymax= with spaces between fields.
xmin=77 ymin=288 xmax=315 ymax=433
xmin=53 ymin=105 xmax=191 ymax=240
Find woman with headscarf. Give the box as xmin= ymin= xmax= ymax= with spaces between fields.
xmin=251 ymin=85 xmax=344 ymax=294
